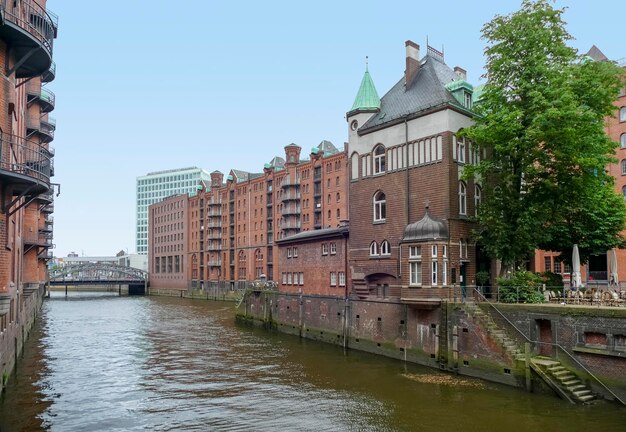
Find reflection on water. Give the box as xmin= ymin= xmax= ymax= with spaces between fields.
xmin=0 ymin=293 xmax=624 ymax=431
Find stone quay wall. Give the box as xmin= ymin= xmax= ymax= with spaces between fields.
xmin=236 ymin=290 xmax=626 ymax=402
xmin=0 ymin=284 xmax=45 ymax=394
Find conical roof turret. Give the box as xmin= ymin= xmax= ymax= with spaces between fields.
xmin=350 ymin=62 xmax=380 ymax=112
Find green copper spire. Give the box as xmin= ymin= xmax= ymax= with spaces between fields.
xmin=351 ymin=58 xmax=380 ymax=111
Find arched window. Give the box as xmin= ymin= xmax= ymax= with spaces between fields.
xmin=621 ymin=159 xmax=626 ymax=175
xmin=459 ymin=181 xmax=467 ymax=216
xmin=622 ymin=186 xmax=626 ymax=200
xmin=474 ymin=184 xmax=482 ymax=216
xmin=620 ymin=107 xmax=626 ymax=122
xmin=621 ymin=133 xmax=626 ymax=148
xmin=373 ymin=144 xmax=386 ymax=174
xmin=369 ymin=241 xmax=378 ymax=256
xmin=380 ymin=240 xmax=391 ymax=256
xmin=373 ymin=191 xmax=386 ymax=222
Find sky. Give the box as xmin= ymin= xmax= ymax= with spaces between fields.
xmin=49 ymin=0 xmax=626 ymax=257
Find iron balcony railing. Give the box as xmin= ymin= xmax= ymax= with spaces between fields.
xmin=41 ymin=202 xmax=54 ymax=213
xmin=0 ymin=133 xmax=52 ymax=185
xmin=38 ymin=250 xmax=53 ymax=260
xmin=39 ymin=88 xmax=55 ymax=111
xmin=208 ymin=260 xmax=222 ymax=267
xmin=282 ymin=204 xmax=301 ymax=215
xmin=41 ymin=61 xmax=56 ymax=83
xmin=281 ymin=220 xmax=301 ymax=229
xmin=282 ymin=191 xmax=301 ymax=201
xmin=0 ymin=0 xmax=56 ymax=56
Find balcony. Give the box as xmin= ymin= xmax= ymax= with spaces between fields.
xmin=207 ymin=244 xmax=222 ymax=251
xmin=39 ymin=222 xmax=53 ymax=232
xmin=282 ymin=191 xmax=301 ymax=201
xmin=282 ymin=220 xmax=301 ymax=229
xmin=41 ymin=61 xmax=56 ymax=83
xmin=0 ymin=0 xmax=56 ymax=78
xmin=28 ymin=88 xmax=55 ymax=112
xmin=38 ymin=250 xmax=53 ymax=260
xmin=41 ymin=202 xmax=54 ymax=213
xmin=27 ymin=117 xmax=55 ymax=143
xmin=0 ymin=133 xmax=52 ymax=196
xmin=208 ymin=259 xmax=222 ymax=267
xmin=282 ymin=204 xmax=301 ymax=216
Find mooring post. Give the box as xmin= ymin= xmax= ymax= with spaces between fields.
xmin=525 ymin=342 xmax=532 ymax=392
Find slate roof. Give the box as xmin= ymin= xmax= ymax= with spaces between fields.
xmin=312 ymin=140 xmax=339 ymax=156
xmin=275 ymin=225 xmax=349 ymax=244
xmin=586 ymin=45 xmax=608 ymax=62
xmin=360 ymin=53 xmax=465 ymax=132
xmin=402 ymin=208 xmax=448 ymax=242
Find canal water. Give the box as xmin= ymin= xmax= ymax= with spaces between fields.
xmin=0 ymin=293 xmax=624 ymax=431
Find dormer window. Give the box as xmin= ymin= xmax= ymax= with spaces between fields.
xmin=464 ymin=91 xmax=472 ymax=108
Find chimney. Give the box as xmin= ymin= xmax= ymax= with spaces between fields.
xmin=454 ymin=66 xmax=467 ymax=80
xmin=405 ymin=40 xmax=420 ymax=88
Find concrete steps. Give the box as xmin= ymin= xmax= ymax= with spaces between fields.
xmin=531 ymin=358 xmax=596 ymax=404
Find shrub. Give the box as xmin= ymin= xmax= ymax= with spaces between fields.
xmin=541 ymin=271 xmax=563 ymax=290
xmin=496 ymin=270 xmax=544 ymax=303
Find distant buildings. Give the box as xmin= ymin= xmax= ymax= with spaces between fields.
xmin=136 ymin=167 xmax=210 ymax=254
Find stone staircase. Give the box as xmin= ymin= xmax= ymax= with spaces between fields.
xmin=530 ymin=358 xmax=596 ymax=404
xmin=464 ymin=301 xmax=526 ymax=362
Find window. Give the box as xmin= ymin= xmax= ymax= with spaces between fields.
xmin=287 ymin=272 xmax=292 ymax=284
xmin=373 ymin=191 xmax=386 ymax=222
xmin=299 ymin=272 xmax=304 ymax=285
xmin=322 ymin=243 xmax=329 ymax=255
xmin=621 ymin=107 xmax=626 ymax=122
xmin=464 ymin=91 xmax=472 ymax=108
xmin=442 ymin=259 xmax=448 ymax=285
xmin=459 ymin=181 xmax=467 ymax=215
xmin=432 ymin=245 xmax=438 ymax=258
xmin=330 ymin=272 xmax=337 ymax=286
xmin=621 ymin=160 xmax=626 ymax=175
xmin=544 ymin=256 xmax=552 ymax=272
xmin=457 ymin=136 xmax=466 ymax=163
xmin=293 ymin=247 xmax=298 ymax=257
xmin=369 ymin=241 xmax=378 ymax=256
xmin=622 ymin=133 xmax=626 ymax=149
xmin=330 ymin=242 xmax=337 ymax=255
xmin=431 ymin=261 xmax=438 ymax=286
xmin=409 ymin=246 xmax=421 ymax=258
xmin=623 ymin=186 xmax=626 ymax=200
xmin=373 ymin=145 xmax=386 ymax=174
xmin=339 ymin=272 xmax=346 ymax=286
xmin=282 ymin=272 xmax=287 ymax=284
xmin=410 ymin=262 xmax=422 ymax=286
xmin=287 ymin=247 xmax=292 ymax=258
xmin=474 ymin=184 xmax=481 ymax=216
xmin=554 ymin=260 xmax=562 ymax=274
xmin=380 ymin=240 xmax=391 ymax=256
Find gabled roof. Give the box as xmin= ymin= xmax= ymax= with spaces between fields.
xmin=360 ymin=53 xmax=466 ymax=132
xmin=351 ymin=67 xmax=381 ymax=111
xmin=264 ymin=156 xmax=285 ymax=171
xmin=231 ymin=169 xmax=250 ymax=182
xmin=311 ymin=140 xmax=339 ymax=156
xmin=586 ymin=45 xmax=608 ymax=62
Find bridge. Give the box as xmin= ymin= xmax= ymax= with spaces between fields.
xmin=49 ymin=263 xmax=148 ymax=295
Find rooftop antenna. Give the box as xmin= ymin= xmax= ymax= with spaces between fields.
xmin=366 ymin=55 xmax=369 ymax=71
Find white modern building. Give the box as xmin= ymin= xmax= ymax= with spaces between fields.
xmin=136 ymin=167 xmax=211 ymax=254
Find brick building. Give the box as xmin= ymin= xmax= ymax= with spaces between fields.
xmin=0 ymin=0 xmax=58 ymax=388
xmin=347 ymin=40 xmax=484 ymax=304
xmin=148 ymin=141 xmax=349 ymax=290
xmin=276 ymin=225 xmax=349 ymax=297
xmin=149 ymin=194 xmax=189 ymax=290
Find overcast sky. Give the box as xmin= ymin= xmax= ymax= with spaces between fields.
xmin=49 ymin=0 xmax=625 ymax=257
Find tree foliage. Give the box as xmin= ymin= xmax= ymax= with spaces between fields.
xmin=462 ymin=0 xmax=625 ymax=273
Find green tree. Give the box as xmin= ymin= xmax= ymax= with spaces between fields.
xmin=462 ymin=0 xmax=625 ymax=274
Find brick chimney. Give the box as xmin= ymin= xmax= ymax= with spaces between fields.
xmin=405 ymin=40 xmax=420 ymax=88
xmin=454 ymin=66 xmax=467 ymax=80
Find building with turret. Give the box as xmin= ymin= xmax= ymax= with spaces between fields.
xmin=346 ymin=40 xmax=485 ymax=305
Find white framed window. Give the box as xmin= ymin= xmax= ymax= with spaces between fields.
xmin=623 ymin=186 xmax=626 ymax=200
xmin=620 ymin=107 xmax=626 ymax=122
xmin=292 ymin=272 xmax=297 ymax=285
xmin=322 ymin=243 xmax=328 ymax=255
xmin=443 ymin=259 xmax=448 ymax=285
xmin=287 ymin=273 xmax=292 ymax=284
xmin=621 ymin=133 xmax=626 ymax=149
xmin=282 ymin=272 xmax=287 ymax=284
xmin=380 ymin=240 xmax=391 ymax=256
xmin=474 ymin=184 xmax=482 ymax=216
xmin=442 ymin=245 xmax=447 ymax=258
xmin=373 ymin=191 xmax=386 ymax=222
xmin=330 ymin=272 xmax=337 ymax=286
xmin=621 ymin=160 xmax=626 ymax=175
xmin=464 ymin=92 xmax=472 ymax=108
xmin=431 ymin=245 xmax=438 ymax=258
xmin=459 ymin=181 xmax=467 ymax=215
xmin=369 ymin=241 xmax=378 ymax=256
xmin=339 ymin=272 xmax=346 ymax=286
xmin=373 ymin=145 xmax=386 ymax=174
xmin=409 ymin=246 xmax=421 ymax=258
xmin=457 ymin=136 xmax=466 ymax=163
xmin=410 ymin=261 xmax=422 ymax=286
xmin=287 ymin=247 xmax=292 ymax=258
xmin=293 ymin=247 xmax=298 ymax=258
xmin=299 ymin=272 xmax=304 ymax=285
xmin=330 ymin=242 xmax=337 ymax=255
xmin=431 ymin=261 xmax=438 ymax=286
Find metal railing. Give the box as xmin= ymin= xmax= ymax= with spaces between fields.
xmin=472 ymin=287 xmax=625 ymax=405
xmin=0 ymin=133 xmax=52 ymax=184
xmin=42 ymin=61 xmax=56 ymax=82
xmin=0 ymin=0 xmax=56 ymax=55
xmin=40 ymin=88 xmax=56 ymax=110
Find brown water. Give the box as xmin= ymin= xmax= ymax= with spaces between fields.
xmin=0 ymin=292 xmax=624 ymax=431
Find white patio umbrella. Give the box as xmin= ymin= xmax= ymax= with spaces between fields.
xmin=609 ymin=248 xmax=619 ymax=286
xmin=572 ymin=244 xmax=582 ymax=289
